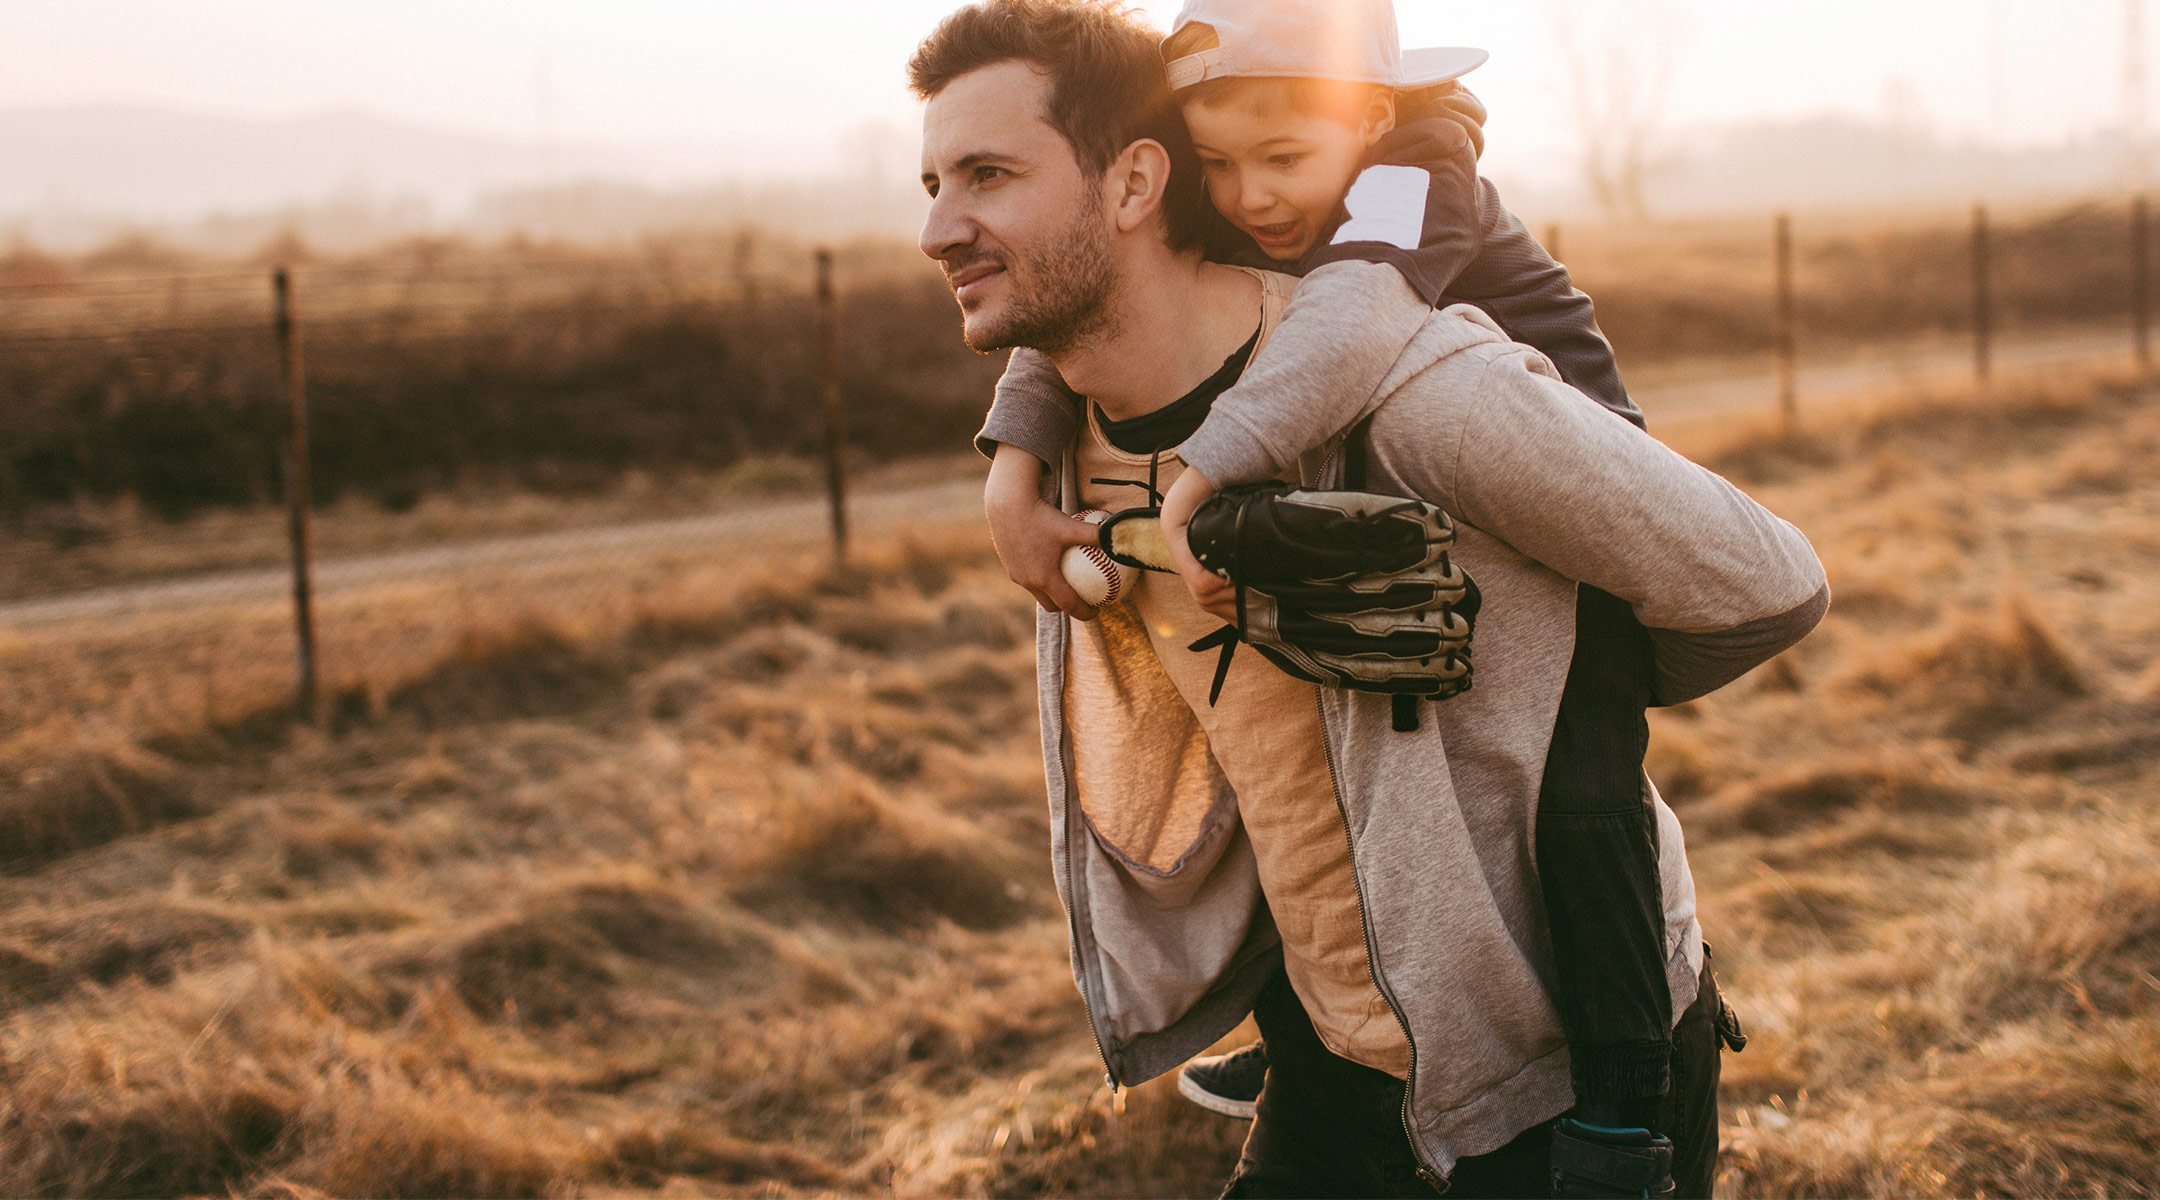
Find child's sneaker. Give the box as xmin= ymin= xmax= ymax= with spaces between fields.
xmin=1176 ymin=1040 xmax=1269 ymax=1119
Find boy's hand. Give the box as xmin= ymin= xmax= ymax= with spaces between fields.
xmin=985 ymin=444 xmax=1101 ymax=620
xmin=1161 ymin=469 xmax=1238 ymax=625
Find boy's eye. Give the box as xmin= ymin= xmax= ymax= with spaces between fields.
xmin=1199 ymin=158 xmax=1232 ymax=172
xmin=1268 ymin=153 xmax=1304 ymax=169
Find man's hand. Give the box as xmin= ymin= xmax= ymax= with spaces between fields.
xmin=985 ymin=443 xmax=1103 ymax=620
xmin=1161 ymin=468 xmax=1237 ymax=625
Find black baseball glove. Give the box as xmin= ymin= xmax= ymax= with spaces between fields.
xmin=1102 ymin=481 xmax=1480 ymax=723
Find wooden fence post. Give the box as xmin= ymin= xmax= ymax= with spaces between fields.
xmin=815 ymin=249 xmax=850 ymax=560
xmin=1774 ymin=212 xmax=1797 ymax=432
xmin=1972 ymin=204 xmax=1993 ymax=395
xmin=2135 ymin=194 xmax=2152 ymax=371
xmin=273 ymin=267 xmax=320 ymax=723
xmin=735 ymin=230 xmax=759 ymax=309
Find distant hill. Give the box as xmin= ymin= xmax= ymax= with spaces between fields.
xmin=0 ymin=105 xmax=583 ymax=216
xmin=0 ymin=104 xmax=926 ymax=253
xmin=1647 ymin=115 xmax=2143 ymax=217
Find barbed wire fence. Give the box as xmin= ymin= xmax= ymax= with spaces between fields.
xmin=2 ymin=194 xmax=2154 ymax=735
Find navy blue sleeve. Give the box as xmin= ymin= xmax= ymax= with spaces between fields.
xmin=1449 ymin=180 xmax=1640 ymax=428
xmin=1298 ymin=116 xmax=1483 ymax=310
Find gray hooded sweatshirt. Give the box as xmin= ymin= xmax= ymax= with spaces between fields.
xmin=1028 ymin=270 xmax=1828 ymax=1181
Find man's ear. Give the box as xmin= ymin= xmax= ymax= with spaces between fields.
xmin=1106 ymin=138 xmax=1172 ymax=235
xmin=1360 ymin=89 xmax=1398 ymax=147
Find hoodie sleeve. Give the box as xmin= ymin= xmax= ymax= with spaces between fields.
xmin=975 ymin=346 xmax=1080 ymax=465
xmin=1175 ymin=261 xmax=1432 ymax=486
xmin=1384 ymin=344 xmax=1828 ymax=705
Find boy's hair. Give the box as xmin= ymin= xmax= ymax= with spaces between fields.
xmin=909 ymin=0 xmax=1206 ymax=251
xmin=1162 ymin=21 xmax=1388 ymax=127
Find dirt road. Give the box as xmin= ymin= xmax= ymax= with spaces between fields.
xmin=2 ymin=323 xmax=2138 ymax=629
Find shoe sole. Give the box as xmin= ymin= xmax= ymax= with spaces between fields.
xmin=1177 ymin=1070 xmax=1258 ymax=1121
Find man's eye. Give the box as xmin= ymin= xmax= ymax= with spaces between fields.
xmin=975 ymin=165 xmax=1006 ymax=184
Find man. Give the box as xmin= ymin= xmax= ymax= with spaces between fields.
xmin=912 ymin=3 xmax=1826 ymax=1195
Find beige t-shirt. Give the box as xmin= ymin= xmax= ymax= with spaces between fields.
xmin=1063 ymin=268 xmax=1411 ymax=1078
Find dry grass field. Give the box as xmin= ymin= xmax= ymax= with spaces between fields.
xmin=0 ymin=369 xmax=2156 ymax=1197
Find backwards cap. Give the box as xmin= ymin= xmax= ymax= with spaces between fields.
xmin=1164 ymin=0 xmax=1487 ymax=93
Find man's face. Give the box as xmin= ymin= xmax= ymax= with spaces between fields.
xmin=919 ymin=61 xmax=1116 ymax=355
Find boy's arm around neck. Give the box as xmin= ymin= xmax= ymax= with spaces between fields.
xmin=1176 ymin=117 xmax=1478 ymax=488
xmin=1176 ymin=260 xmax=1431 ymax=487
xmin=1376 ymin=341 xmax=1828 ymax=705
xmin=976 ymin=347 xmax=1079 ymax=467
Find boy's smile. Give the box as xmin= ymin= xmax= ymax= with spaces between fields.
xmin=1182 ymin=82 xmax=1394 ymax=263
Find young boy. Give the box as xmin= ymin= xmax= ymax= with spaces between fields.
xmin=978 ymin=0 xmax=1713 ymax=1191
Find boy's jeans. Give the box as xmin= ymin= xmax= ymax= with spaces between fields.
xmin=1220 ymin=963 xmax=1729 ymax=1200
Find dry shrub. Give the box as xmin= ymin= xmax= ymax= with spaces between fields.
xmin=976 ymin=1073 xmax=1249 ymax=1199
xmin=386 ymin=616 xmax=622 ymax=728
xmin=713 ymin=624 xmax=835 ymax=684
xmin=603 ymin=1121 xmax=843 ymax=1188
xmin=2005 ymin=724 xmax=2160 ymax=775
xmin=0 ymin=939 xmax=64 ymax=1010
xmin=1728 ymin=1022 xmax=2160 ymax=1199
xmin=733 ymin=784 xmax=1035 ymax=932
xmin=1860 ymin=595 xmax=2085 ymax=739
xmin=272 ymin=1069 xmax=574 ymax=1199
xmin=1723 ymin=872 xmax=1881 ymax=953
xmin=9 ymin=898 xmax=253 ymax=992
xmin=270 ymin=805 xmax=401 ymax=880
xmin=0 ymin=740 xmax=196 ymax=870
xmin=446 ymin=878 xmax=774 ymax=1024
xmin=1978 ymin=866 xmax=2160 ymax=1023
xmin=1695 ymin=757 xmax=1970 ymax=838
xmin=0 ymin=1075 xmax=295 ymax=1199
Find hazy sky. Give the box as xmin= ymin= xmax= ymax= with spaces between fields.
xmin=4 ymin=0 xmax=2149 ymax=185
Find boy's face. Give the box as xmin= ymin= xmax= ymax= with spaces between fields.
xmin=1182 ymin=82 xmax=1390 ymax=262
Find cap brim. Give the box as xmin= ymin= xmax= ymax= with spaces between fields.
xmin=1398 ymin=46 xmax=1488 ymax=88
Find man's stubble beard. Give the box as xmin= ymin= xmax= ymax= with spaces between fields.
xmin=962 ymin=194 xmax=1118 ymax=358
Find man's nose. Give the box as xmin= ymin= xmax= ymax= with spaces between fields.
xmin=919 ymin=187 xmax=975 ymax=263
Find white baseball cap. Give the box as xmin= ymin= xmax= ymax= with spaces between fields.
xmin=1163 ymin=0 xmax=1488 ymax=93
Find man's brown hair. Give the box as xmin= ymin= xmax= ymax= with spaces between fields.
xmin=910 ymin=0 xmax=1205 ymax=250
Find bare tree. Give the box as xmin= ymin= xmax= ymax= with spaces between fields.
xmin=1551 ymin=0 xmax=1685 ymax=223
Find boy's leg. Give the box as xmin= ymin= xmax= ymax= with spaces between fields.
xmin=1537 ymin=585 xmax=1673 ymax=1105
xmin=1661 ymin=962 xmax=1729 ymax=1200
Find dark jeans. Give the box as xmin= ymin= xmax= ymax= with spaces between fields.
xmin=1221 ymin=963 xmax=1728 ymax=1200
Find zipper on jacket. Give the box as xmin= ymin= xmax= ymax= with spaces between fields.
xmin=1066 ymin=866 xmax=1119 ymax=1091
xmin=1314 ymin=686 xmax=1443 ymax=1188
xmin=1054 ymin=604 xmax=1122 ymax=1093
xmin=1310 ymin=430 xmax=1446 ymax=1188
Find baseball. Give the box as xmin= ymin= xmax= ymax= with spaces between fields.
xmin=1062 ymin=509 xmax=1138 ymax=608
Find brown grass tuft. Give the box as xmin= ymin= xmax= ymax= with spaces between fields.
xmin=1695 ymin=757 xmax=1971 ymax=838
xmin=734 ymin=785 xmax=1037 ymax=933
xmin=0 ymin=740 xmax=196 ymax=870
xmin=1859 ymin=595 xmax=2085 ymax=738
xmin=0 ymin=1076 xmax=295 ymax=1199
xmin=603 ymin=1121 xmax=844 ymax=1188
